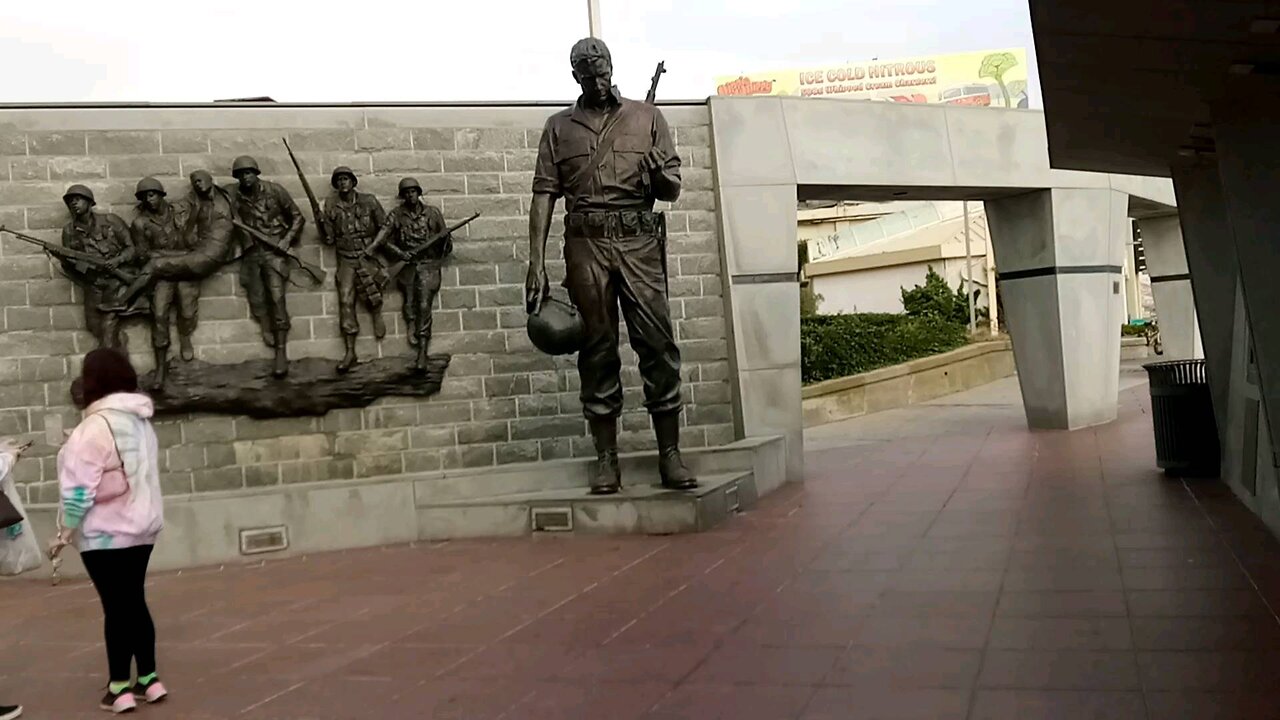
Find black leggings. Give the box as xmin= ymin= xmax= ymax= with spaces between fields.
xmin=81 ymin=545 xmax=156 ymax=683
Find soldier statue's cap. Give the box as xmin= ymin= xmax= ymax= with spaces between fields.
xmin=570 ymin=37 xmax=611 ymax=71
xmin=135 ymin=177 xmax=166 ymax=199
xmin=62 ymin=184 xmax=95 ymax=205
xmin=330 ymin=166 xmax=358 ymax=188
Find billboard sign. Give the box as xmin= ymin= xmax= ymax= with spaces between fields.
xmin=714 ymin=48 xmax=1029 ymax=108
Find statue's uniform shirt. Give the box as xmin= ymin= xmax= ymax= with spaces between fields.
xmin=532 ymin=89 xmax=680 ymax=213
xmin=384 ymin=203 xmax=452 ymax=261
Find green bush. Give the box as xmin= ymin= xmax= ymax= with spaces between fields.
xmin=901 ymin=266 xmax=972 ymax=325
xmin=801 ymin=313 xmax=969 ymax=384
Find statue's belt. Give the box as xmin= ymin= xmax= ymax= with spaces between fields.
xmin=565 ymin=210 xmax=665 ymax=238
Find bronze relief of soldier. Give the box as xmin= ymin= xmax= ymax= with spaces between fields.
xmin=367 ymin=177 xmax=453 ymax=374
xmin=226 ymin=155 xmax=305 ymax=379
xmin=60 ymin=185 xmax=148 ymax=350
xmin=131 ymin=177 xmax=199 ymax=388
xmin=321 ymin=166 xmax=389 ymax=374
xmin=525 ymin=37 xmax=696 ymax=495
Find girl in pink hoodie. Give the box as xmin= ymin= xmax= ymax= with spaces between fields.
xmin=53 ymin=349 xmax=167 ymax=714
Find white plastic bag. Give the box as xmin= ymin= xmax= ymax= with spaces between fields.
xmin=0 ymin=462 xmax=43 ymax=576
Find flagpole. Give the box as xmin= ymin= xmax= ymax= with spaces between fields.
xmin=588 ymin=0 xmax=603 ymax=37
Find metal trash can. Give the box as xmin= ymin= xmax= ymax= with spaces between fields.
xmin=1143 ymin=359 xmax=1220 ymax=477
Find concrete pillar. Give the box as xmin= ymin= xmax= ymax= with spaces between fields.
xmin=717 ymin=183 xmax=804 ymax=485
xmin=986 ymin=188 xmax=1128 ymax=430
xmin=1209 ymin=82 xmax=1280 ymax=470
xmin=1171 ymin=161 xmax=1238 ymax=440
xmin=1136 ymin=215 xmax=1202 ymax=361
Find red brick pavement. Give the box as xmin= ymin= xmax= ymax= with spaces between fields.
xmin=3 ymin=384 xmax=1280 ymax=719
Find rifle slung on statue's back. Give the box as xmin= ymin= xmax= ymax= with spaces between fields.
xmin=645 ymin=61 xmax=666 ymax=105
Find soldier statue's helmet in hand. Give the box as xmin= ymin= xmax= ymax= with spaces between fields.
xmin=330 ymin=166 xmax=358 ymax=189
xmin=397 ymin=177 xmax=423 ymax=198
xmin=527 ymin=295 xmax=585 ymax=356
xmin=231 ymin=155 xmax=261 ymax=177
xmin=134 ymin=177 xmax=166 ymax=200
xmin=62 ymin=184 xmax=96 ymax=206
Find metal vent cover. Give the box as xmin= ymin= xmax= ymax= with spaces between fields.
xmin=531 ymin=507 xmax=573 ymax=532
xmin=239 ymin=525 xmax=288 ymax=555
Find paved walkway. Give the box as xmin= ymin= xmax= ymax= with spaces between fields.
xmin=4 ymin=371 xmax=1280 ymax=719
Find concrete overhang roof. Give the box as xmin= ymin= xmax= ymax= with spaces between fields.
xmin=1029 ymin=0 xmax=1280 ymax=178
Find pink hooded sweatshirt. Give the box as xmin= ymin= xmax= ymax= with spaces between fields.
xmin=57 ymin=392 xmax=164 ymax=552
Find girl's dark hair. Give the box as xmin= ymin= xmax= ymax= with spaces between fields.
xmin=79 ymin=348 xmax=139 ymax=407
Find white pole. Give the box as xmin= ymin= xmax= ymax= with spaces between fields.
xmin=984 ymin=204 xmax=998 ymax=334
xmin=963 ymin=200 xmax=976 ymax=334
xmin=588 ymin=0 xmax=603 ymax=37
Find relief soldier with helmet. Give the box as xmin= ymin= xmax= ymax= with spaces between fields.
xmin=320 ymin=165 xmax=388 ymax=374
xmin=59 ymin=184 xmax=147 ymax=350
xmin=130 ymin=177 xmax=200 ymax=387
xmin=366 ymin=177 xmax=454 ymax=373
xmin=226 ymin=154 xmax=305 ymax=379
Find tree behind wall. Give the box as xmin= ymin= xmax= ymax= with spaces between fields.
xmin=901 ymin=266 xmax=975 ymax=326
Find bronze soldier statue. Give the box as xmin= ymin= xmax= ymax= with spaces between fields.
xmin=321 ymin=166 xmax=388 ymax=373
xmin=367 ymin=177 xmax=453 ymax=373
xmin=60 ymin=185 xmax=146 ymax=350
xmin=525 ymin=37 xmax=696 ymax=495
xmin=227 ymin=155 xmax=304 ymax=378
xmin=131 ymin=177 xmax=199 ymax=387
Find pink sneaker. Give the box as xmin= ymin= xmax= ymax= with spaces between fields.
xmin=99 ymin=689 xmax=136 ymax=714
xmin=132 ymin=679 xmax=167 ymax=704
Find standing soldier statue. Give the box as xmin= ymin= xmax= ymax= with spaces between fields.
xmin=524 ymin=37 xmax=696 ymax=495
xmin=226 ymin=155 xmax=305 ymax=378
xmin=131 ymin=177 xmax=198 ymax=387
xmin=366 ymin=177 xmax=453 ymax=373
xmin=321 ymin=166 xmax=388 ymax=373
xmin=60 ymin=184 xmax=146 ymax=350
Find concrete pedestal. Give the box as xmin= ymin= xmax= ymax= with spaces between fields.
xmin=1136 ymin=215 xmax=1202 ymax=361
xmin=986 ymin=188 xmax=1128 ymax=430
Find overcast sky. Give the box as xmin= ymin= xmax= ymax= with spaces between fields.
xmin=0 ymin=0 xmax=1040 ymax=105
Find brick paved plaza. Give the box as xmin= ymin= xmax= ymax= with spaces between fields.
xmin=4 ymin=374 xmax=1280 ymax=719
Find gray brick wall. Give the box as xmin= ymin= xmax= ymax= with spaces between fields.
xmin=0 ymin=104 xmax=735 ymax=502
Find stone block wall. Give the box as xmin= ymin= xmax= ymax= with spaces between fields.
xmin=0 ymin=103 xmax=733 ymax=503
